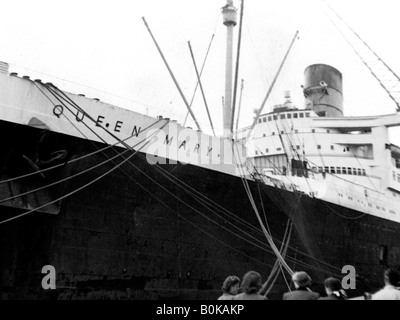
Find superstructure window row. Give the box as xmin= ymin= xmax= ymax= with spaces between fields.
xmin=313 ymin=166 xmax=366 ymax=176
xmin=257 ymin=112 xmax=310 ymax=123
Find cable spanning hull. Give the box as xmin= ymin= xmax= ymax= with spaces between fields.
xmin=0 ymin=119 xmax=399 ymax=299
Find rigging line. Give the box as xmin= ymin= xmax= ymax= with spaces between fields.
xmin=135 ymin=152 xmax=344 ymax=274
xmin=276 ymin=118 xmax=315 ymax=193
xmin=114 ymin=172 xmax=274 ymax=269
xmin=187 ymin=41 xmax=216 ymax=136
xmin=261 ymin=219 xmax=291 ymax=293
xmin=279 ymin=263 xmax=292 ymax=291
xmin=42 ymin=82 xmax=168 ymax=163
xmin=230 ymin=0 xmax=244 ymax=134
xmin=250 ymin=164 xmax=344 ymax=273
xmin=235 ymin=146 xmax=342 ymax=277
xmin=0 ymin=121 xmax=168 ymax=205
xmin=41 ymin=88 xmax=281 ymax=256
xmin=37 ymin=81 xmax=164 ymax=158
xmin=257 ymin=182 xmax=271 ymax=235
xmin=123 ymin=159 xmax=280 ymax=256
xmin=42 ymin=83 xmax=127 ymax=144
xmin=254 ymin=173 xmax=341 ymax=273
xmin=233 ymin=143 xmax=294 ymax=276
xmin=0 ymin=84 xmax=163 ymax=185
xmin=142 ymin=17 xmax=202 ymax=132
xmin=38 ymin=81 xmax=337 ymax=270
xmin=322 ymin=200 xmax=367 ymax=220
xmin=44 ymin=82 xmax=171 ymax=159
xmin=40 ymin=81 xmax=281 ymax=255
xmin=133 ymin=152 xmax=287 ymax=253
xmin=134 ymin=150 xmax=278 ymax=238
xmin=44 ymin=81 xmax=162 ymax=154
xmin=183 ymin=34 xmax=216 ymax=127
xmin=42 ymin=79 xmax=339 ymax=272
xmin=246 ymin=30 xmax=300 ymax=140
xmin=235 ymin=79 xmax=244 ymax=138
xmin=270 ymin=222 xmax=293 ymax=294
xmin=0 ymin=138 xmax=152 ymax=226
xmin=322 ymin=0 xmax=400 ymax=112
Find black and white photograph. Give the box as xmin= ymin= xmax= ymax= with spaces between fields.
xmin=1 ymin=0 xmax=400 ymax=308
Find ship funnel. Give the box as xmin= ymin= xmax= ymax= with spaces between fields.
xmin=0 ymin=61 xmax=9 ymax=74
xmin=303 ymin=64 xmax=343 ymax=117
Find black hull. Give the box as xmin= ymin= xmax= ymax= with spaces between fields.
xmin=0 ymin=120 xmax=398 ymax=299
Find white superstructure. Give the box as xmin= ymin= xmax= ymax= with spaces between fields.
xmin=244 ymin=64 xmax=400 ymax=224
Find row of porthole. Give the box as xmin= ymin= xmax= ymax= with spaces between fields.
xmin=255 ymin=144 xmax=337 ymax=154
xmin=337 ymin=193 xmax=396 ymax=214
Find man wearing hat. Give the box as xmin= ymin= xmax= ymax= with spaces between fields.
xmin=282 ymin=271 xmax=320 ymax=300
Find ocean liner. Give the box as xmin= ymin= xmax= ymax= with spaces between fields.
xmin=1 ymin=0 xmax=400 ymax=300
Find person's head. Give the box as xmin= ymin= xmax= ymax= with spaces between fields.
xmin=292 ymin=271 xmax=312 ymax=289
xmin=240 ymin=271 xmax=262 ymax=294
xmin=221 ymin=275 xmax=240 ymax=295
xmin=384 ymin=268 xmax=400 ymax=286
xmin=324 ymin=277 xmax=342 ymax=295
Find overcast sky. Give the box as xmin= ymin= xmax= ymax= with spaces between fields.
xmin=1 ymin=0 xmax=400 ymax=141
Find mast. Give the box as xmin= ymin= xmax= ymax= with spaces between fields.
xmin=221 ymin=0 xmax=237 ymax=138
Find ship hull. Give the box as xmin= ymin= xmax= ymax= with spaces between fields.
xmin=0 ymin=120 xmax=398 ymax=299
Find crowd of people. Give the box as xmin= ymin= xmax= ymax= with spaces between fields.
xmin=217 ymin=268 xmax=400 ymax=300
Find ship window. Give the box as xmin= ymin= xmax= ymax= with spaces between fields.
xmin=299 ymin=113 xmax=304 ymax=118
xmin=293 ymin=113 xmax=298 ymax=118
xmin=348 ymin=168 xmax=352 ymax=175
xmin=287 ymin=114 xmax=292 ymax=119
xmin=324 ymin=166 xmax=329 ymax=173
xmin=379 ymin=245 xmax=388 ymax=265
xmin=397 ymin=174 xmax=400 ymax=182
xmin=353 ymin=168 xmax=357 ymax=175
xmin=268 ymin=116 xmax=272 ymax=121
xmin=330 ymin=167 xmax=335 ymax=174
xmin=342 ymin=167 xmax=347 ymax=174
xmin=296 ymin=145 xmax=300 ymax=150
xmin=255 ymin=151 xmax=258 ymax=155
xmin=362 ymin=169 xmax=366 ymax=176
xmin=393 ymin=172 xmax=396 ymax=180
xmin=331 ymin=145 xmax=334 ymax=150
xmin=295 ymin=130 xmax=299 ymax=133
xmin=312 ymin=129 xmax=316 ymax=133
xmin=306 ymin=112 xmax=310 ymax=118
xmin=277 ymin=148 xmax=282 ymax=151
xmin=318 ymin=167 xmax=323 ymax=173
xmin=258 ymin=119 xmax=262 ymax=124
xmin=337 ymin=167 xmax=342 ymax=174
xmin=280 ymin=114 xmax=285 ymax=119
xmin=272 ymin=132 xmax=275 ymax=136
xmin=317 ymin=145 xmax=321 ymax=150
xmin=263 ymin=117 xmax=267 ymax=123
xmin=266 ymin=148 xmax=269 ymax=153
xmin=263 ymin=134 xmax=266 ymax=137
xmin=312 ymin=166 xmax=317 ymax=173
xmin=357 ymin=168 xmax=362 ymax=176
xmin=273 ymin=115 xmax=278 ymax=120
xmin=327 ymin=130 xmax=330 ymax=133
xmin=281 ymin=131 xmax=284 ymax=134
